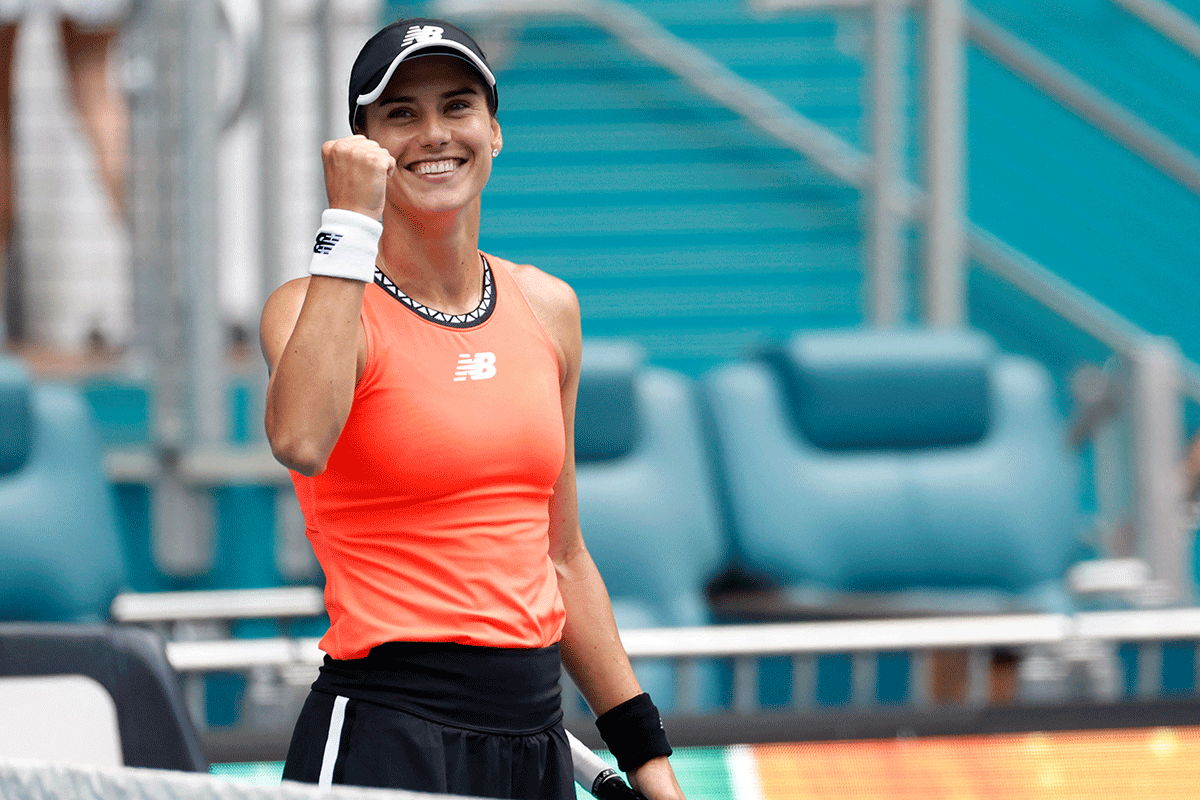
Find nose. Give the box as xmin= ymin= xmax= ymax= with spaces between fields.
xmin=416 ymin=112 xmax=451 ymax=148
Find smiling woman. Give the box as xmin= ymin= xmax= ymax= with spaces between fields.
xmin=257 ymin=17 xmax=684 ymax=800
xmin=359 ymin=55 xmax=500 ymax=229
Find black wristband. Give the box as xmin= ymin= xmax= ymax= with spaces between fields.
xmin=594 ymin=693 xmax=673 ymax=774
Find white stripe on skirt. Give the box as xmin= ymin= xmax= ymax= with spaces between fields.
xmin=318 ymin=695 xmax=350 ymax=789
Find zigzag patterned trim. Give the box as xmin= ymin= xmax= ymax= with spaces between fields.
xmin=373 ymin=255 xmax=495 ymax=329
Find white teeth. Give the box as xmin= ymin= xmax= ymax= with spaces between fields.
xmin=414 ymin=160 xmax=458 ymax=175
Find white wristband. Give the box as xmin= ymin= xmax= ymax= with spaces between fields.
xmin=308 ymin=208 xmax=383 ymax=283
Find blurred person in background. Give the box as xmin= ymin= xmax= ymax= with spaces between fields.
xmin=1183 ymin=431 xmax=1200 ymax=511
xmin=260 ymin=18 xmax=684 ymax=799
xmin=0 ymin=0 xmax=130 ymax=346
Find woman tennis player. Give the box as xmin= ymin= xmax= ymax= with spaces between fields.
xmin=260 ymin=18 xmax=685 ymax=800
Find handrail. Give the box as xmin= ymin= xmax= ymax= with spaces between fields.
xmin=160 ymin=608 xmax=1200 ymax=672
xmin=970 ymin=226 xmax=1200 ymax=402
xmin=103 ymin=443 xmax=289 ymax=485
xmin=111 ymin=586 xmax=324 ymax=623
xmin=968 ymin=8 xmax=1200 ymax=197
xmin=1112 ymin=0 xmax=1200 ymax=62
xmin=966 ymin=227 xmax=1149 ymax=355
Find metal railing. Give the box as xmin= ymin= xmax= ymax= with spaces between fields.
xmin=966 ymin=8 xmax=1200 ymax=196
xmin=134 ymin=596 xmax=1200 ymax=721
xmin=1113 ymin=0 xmax=1200 ymax=62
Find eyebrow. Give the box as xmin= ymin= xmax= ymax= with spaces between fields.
xmin=378 ymin=87 xmax=480 ymax=107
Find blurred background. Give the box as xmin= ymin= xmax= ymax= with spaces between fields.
xmin=4 ymin=0 xmax=1200 ymax=797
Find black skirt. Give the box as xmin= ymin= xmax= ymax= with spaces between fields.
xmin=281 ymin=641 xmax=573 ymax=799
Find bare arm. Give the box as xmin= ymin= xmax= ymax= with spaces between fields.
xmin=261 ymin=135 xmax=394 ymax=476
xmin=516 ymin=265 xmax=685 ymax=800
xmin=1182 ymin=430 xmax=1200 ymax=503
xmin=261 ymin=275 xmax=366 ymax=476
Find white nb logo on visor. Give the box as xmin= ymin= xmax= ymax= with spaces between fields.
xmin=402 ymin=25 xmax=445 ymax=47
xmin=454 ymin=352 xmax=496 ymax=382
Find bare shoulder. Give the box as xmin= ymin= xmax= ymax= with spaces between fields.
xmin=261 ymin=277 xmax=312 ymax=335
xmin=500 ymin=256 xmax=579 ymax=322
xmin=259 ymin=276 xmax=312 ymax=371
xmin=492 ymin=254 xmax=581 ymax=379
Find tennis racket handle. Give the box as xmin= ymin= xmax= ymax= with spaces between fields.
xmin=567 ymin=730 xmax=649 ymax=800
xmin=590 ymin=768 xmax=650 ymax=800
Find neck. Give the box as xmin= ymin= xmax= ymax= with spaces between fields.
xmin=376 ymin=202 xmax=484 ymax=315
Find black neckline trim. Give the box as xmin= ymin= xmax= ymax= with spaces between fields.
xmin=373 ymin=255 xmax=496 ymax=329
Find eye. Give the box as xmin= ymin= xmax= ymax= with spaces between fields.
xmin=446 ymin=99 xmax=473 ymax=113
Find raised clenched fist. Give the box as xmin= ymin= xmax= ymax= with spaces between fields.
xmin=321 ymin=135 xmax=397 ymax=220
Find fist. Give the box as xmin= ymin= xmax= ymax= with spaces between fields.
xmin=321 ymin=135 xmax=396 ymax=220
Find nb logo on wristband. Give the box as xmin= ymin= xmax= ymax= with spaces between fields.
xmin=313 ymin=231 xmax=343 ymax=255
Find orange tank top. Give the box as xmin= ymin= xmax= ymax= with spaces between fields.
xmin=290 ymin=254 xmax=567 ymax=658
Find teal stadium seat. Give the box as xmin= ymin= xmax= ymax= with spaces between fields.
xmin=0 ymin=357 xmax=126 ymax=622
xmin=703 ymin=328 xmax=1084 ymax=615
xmin=574 ymin=341 xmax=727 ymax=709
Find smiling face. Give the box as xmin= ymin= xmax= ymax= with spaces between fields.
xmin=358 ymin=55 xmax=502 ymax=219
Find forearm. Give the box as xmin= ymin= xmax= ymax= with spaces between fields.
xmin=557 ymin=545 xmax=686 ymax=799
xmin=557 ymin=542 xmax=641 ymax=715
xmin=265 ymin=276 xmax=364 ymax=475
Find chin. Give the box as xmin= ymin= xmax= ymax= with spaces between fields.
xmin=404 ymin=188 xmax=482 ymax=216
xmin=411 ymin=198 xmax=471 ymax=217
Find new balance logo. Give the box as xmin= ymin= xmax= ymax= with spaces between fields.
xmin=454 ymin=352 xmax=496 ymax=381
xmin=402 ymin=25 xmax=444 ymax=47
xmin=313 ymin=232 xmax=343 ymax=255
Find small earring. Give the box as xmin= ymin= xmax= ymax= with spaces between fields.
xmin=492 ymin=149 xmax=500 ymax=157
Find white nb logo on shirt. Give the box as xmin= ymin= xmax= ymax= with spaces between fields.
xmin=454 ymin=352 xmax=496 ymax=381
xmin=402 ymin=25 xmax=444 ymax=47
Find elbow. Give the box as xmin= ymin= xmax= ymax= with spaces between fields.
xmin=272 ymin=442 xmax=327 ymax=477
xmin=287 ymin=456 xmax=327 ymax=478
xmin=264 ymin=397 xmax=345 ymax=477
xmin=266 ymin=428 xmax=329 ymax=477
